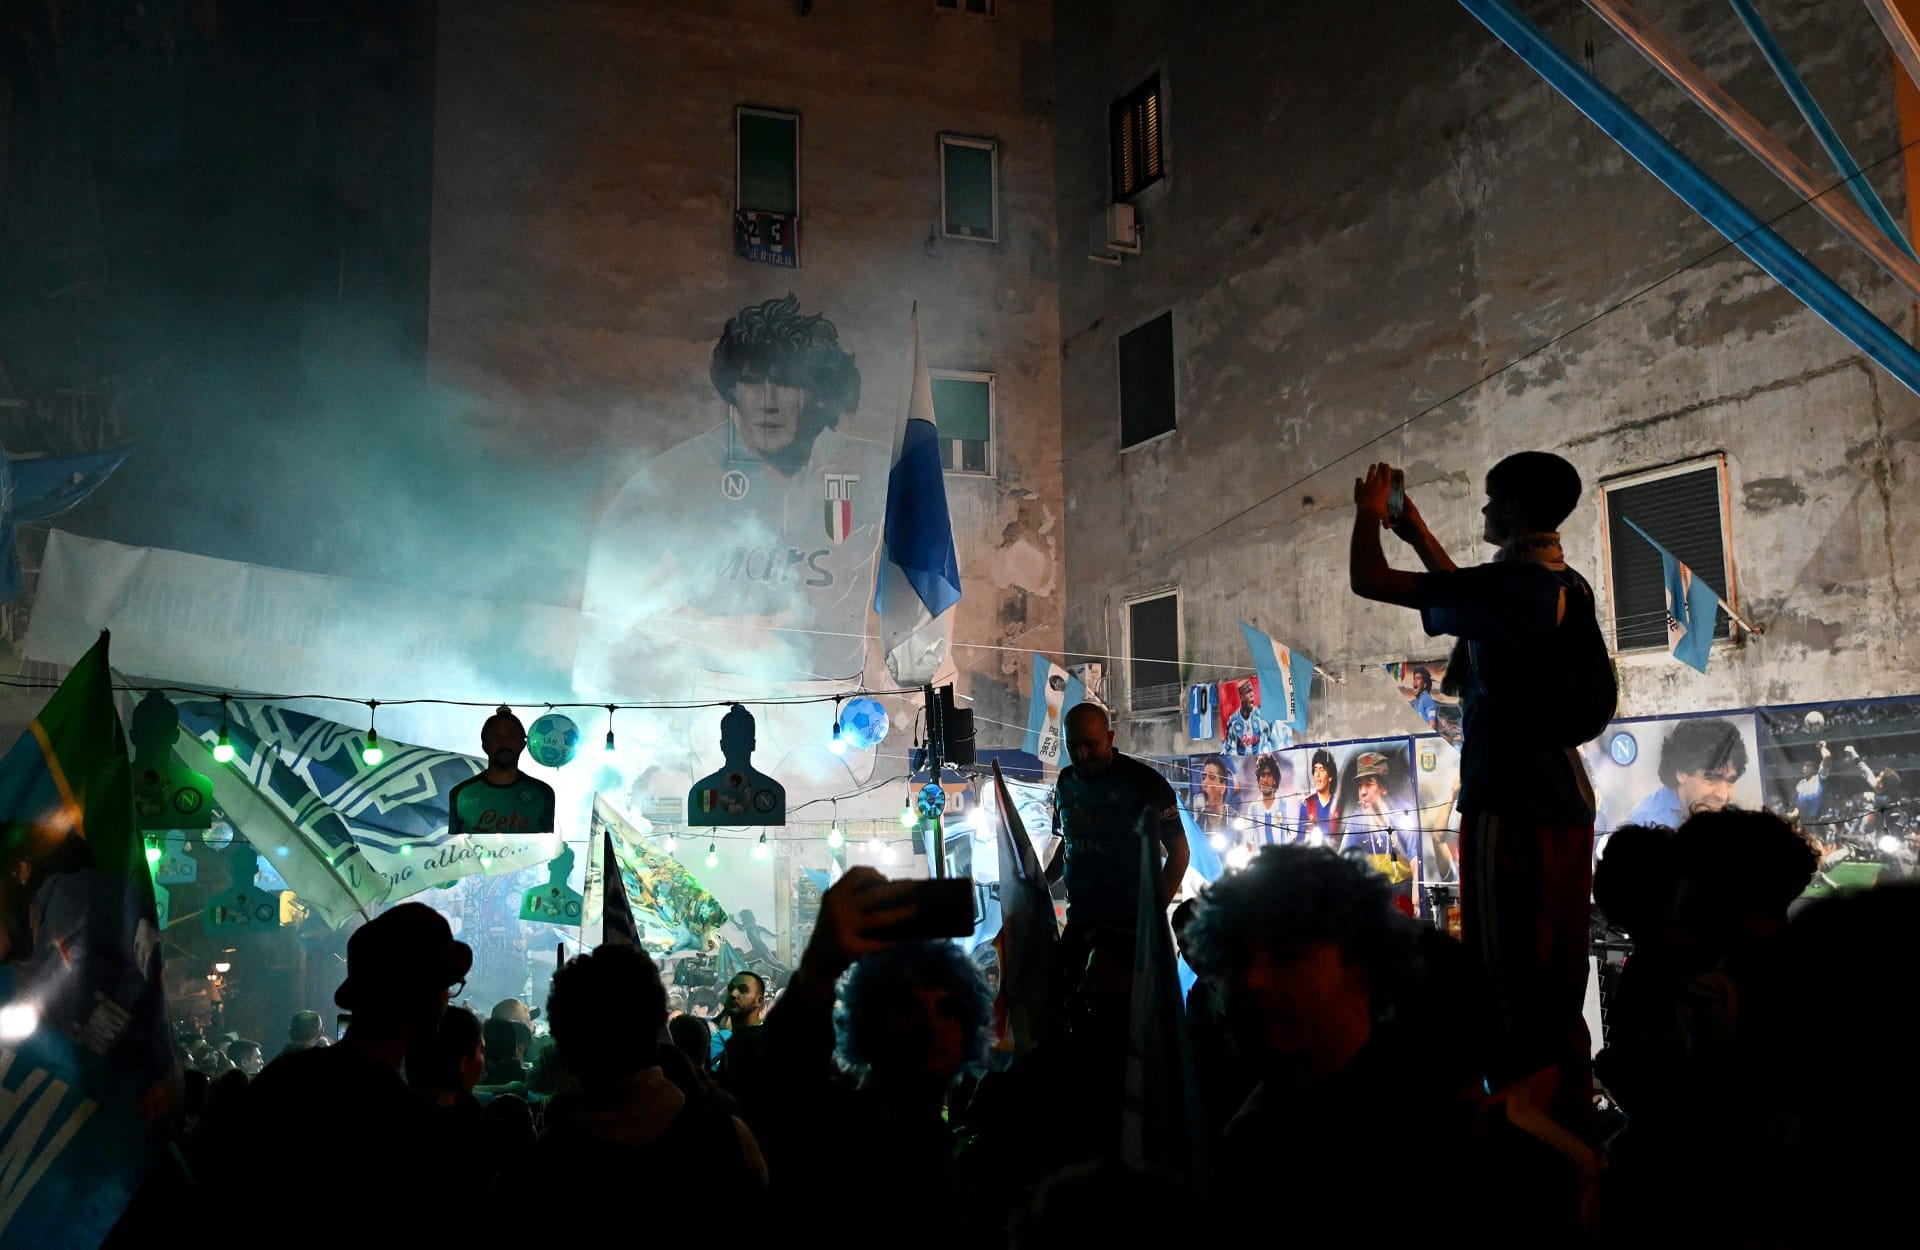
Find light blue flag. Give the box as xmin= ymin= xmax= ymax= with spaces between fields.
xmin=1624 ymin=519 xmax=1720 ymax=673
xmin=1022 ymin=653 xmax=1083 ymax=767
xmin=1177 ymin=803 xmax=1223 ymax=883
xmin=1237 ymin=620 xmax=1315 ymax=733
xmin=873 ymin=307 xmax=962 ymax=685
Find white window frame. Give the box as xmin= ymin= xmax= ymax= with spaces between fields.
xmin=928 ymin=368 xmax=996 ymax=477
xmin=938 ymin=134 xmax=1000 ymax=243
xmin=1597 ymin=452 xmax=1738 ymax=653
xmin=1124 ymin=588 xmax=1183 ymax=715
xmin=1117 ymin=306 xmax=1179 ymax=452
xmin=735 ymin=106 xmax=801 ymax=216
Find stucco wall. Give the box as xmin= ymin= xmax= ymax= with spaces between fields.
xmin=1051 ymin=0 xmax=1920 ymax=757
xmin=428 ymin=0 xmax=1064 ymax=744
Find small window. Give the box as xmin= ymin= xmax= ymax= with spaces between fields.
xmin=1118 ymin=311 xmax=1176 ymax=448
xmin=1111 ymin=74 xmax=1165 ymax=201
xmin=940 ymin=135 xmax=999 ymax=242
xmin=736 ymin=108 xmax=800 ymax=268
xmin=929 ymin=371 xmax=994 ymax=475
xmin=1602 ymin=457 xmax=1735 ymax=652
xmin=935 ymin=0 xmax=996 ymax=14
xmin=1126 ymin=591 xmax=1181 ymax=713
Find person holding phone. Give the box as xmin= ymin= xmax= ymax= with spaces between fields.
xmin=755 ymin=868 xmax=994 ymax=1248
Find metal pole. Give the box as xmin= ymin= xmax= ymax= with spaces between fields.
xmin=1456 ymin=0 xmax=1920 ymax=399
xmin=924 ymin=683 xmax=944 ymax=879
xmin=1861 ymin=0 xmax=1920 ymax=97
xmin=1581 ymin=0 xmax=1920 ymax=297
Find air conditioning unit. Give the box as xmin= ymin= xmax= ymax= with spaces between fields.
xmin=1087 ymin=203 xmax=1141 ymax=262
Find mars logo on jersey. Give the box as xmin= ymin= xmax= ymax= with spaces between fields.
xmin=824 ymin=473 xmax=857 ymax=543
xmin=715 ymin=546 xmax=833 ymax=588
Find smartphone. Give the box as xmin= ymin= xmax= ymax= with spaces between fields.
xmin=873 ymin=877 xmax=977 ymax=942
xmin=335 ymin=1013 xmax=351 ymax=1041
xmin=1387 ymin=469 xmax=1406 ymax=521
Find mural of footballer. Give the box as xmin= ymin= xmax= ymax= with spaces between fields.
xmin=575 ymin=295 xmax=892 ymax=700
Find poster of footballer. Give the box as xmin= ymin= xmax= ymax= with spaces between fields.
xmin=1578 ymin=713 xmax=1765 ymax=844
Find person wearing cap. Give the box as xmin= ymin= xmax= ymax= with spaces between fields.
xmin=225 ymin=902 xmax=472 ymax=1244
xmin=1336 ymin=751 xmax=1416 ymax=866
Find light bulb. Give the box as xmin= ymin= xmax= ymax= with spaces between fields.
xmin=662 ymin=833 xmax=678 ymax=853
xmin=878 ymin=842 xmax=898 ymax=864
xmin=1209 ymin=831 xmax=1229 ymax=853
xmin=868 ymin=836 xmax=884 ymax=854
xmin=212 ymin=722 xmax=235 ymax=764
xmin=213 ymin=961 xmax=231 ymax=975
xmin=604 ymin=706 xmax=617 ymax=752
xmin=0 ymin=1003 xmax=37 ymax=1042
xmin=899 ymin=804 xmax=916 ymax=828
xmin=361 ymin=728 xmax=383 ymax=767
xmin=144 ymin=843 xmax=162 ymax=868
xmin=829 ymin=733 xmax=848 ymax=756
xmin=753 ymin=833 xmax=771 ymax=861
xmin=827 ymin=827 xmax=844 ymax=849
xmin=704 ymin=843 xmax=718 ymax=869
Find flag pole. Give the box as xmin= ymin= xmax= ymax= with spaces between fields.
xmin=925 ymin=682 xmax=944 ymax=879
xmin=1622 ymin=517 xmax=1765 ymax=637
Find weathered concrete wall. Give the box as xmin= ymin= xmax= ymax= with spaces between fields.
xmin=429 ymin=0 xmax=1064 ymax=744
xmin=1052 ymin=0 xmax=1920 ymax=757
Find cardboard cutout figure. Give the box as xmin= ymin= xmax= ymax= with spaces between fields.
xmin=687 ymin=705 xmax=786 ymax=826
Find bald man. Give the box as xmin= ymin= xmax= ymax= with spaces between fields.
xmin=1048 ymin=703 xmax=1189 ymax=941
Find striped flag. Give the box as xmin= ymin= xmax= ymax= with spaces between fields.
xmin=1022 ymin=653 xmax=1084 ymax=768
xmin=1624 ymin=518 xmax=1721 ymax=673
xmin=1237 ymin=621 xmax=1315 ymax=733
xmin=872 ymin=305 xmax=962 ymax=686
xmin=989 ymin=760 xmax=1059 ymax=1052
xmin=0 ymin=632 xmax=172 ymax=1249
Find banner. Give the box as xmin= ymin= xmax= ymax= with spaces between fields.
xmin=588 ymin=795 xmax=729 ymax=953
xmin=1578 ymin=713 xmax=1764 ymax=839
xmin=1755 ymin=700 xmax=1920 ymax=886
xmin=25 ymin=530 xmax=579 ymax=702
xmin=1383 ymin=658 xmax=1461 ymax=746
xmin=1237 ymin=621 xmax=1314 ymax=734
xmin=1022 ymin=653 xmax=1083 ymax=767
xmin=1215 ymin=674 xmax=1284 ymax=756
xmin=178 ymin=701 xmax=555 ymax=910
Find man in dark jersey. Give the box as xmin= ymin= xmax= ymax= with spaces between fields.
xmin=1350 ymin=454 xmax=1600 ymax=1129
xmin=1048 ymin=703 xmax=1189 ymax=976
xmin=448 ymin=707 xmax=557 ymax=854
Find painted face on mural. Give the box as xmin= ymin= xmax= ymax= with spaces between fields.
xmin=730 ymin=373 xmax=813 ymax=461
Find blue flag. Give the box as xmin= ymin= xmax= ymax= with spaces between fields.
xmin=0 ymin=445 xmax=129 ymax=602
xmin=0 ymin=634 xmax=171 ymax=1250
xmin=1237 ymin=621 xmax=1315 ymax=733
xmin=1121 ymin=810 xmax=1212 ymax=1188
xmin=1022 ymin=653 xmax=1084 ymax=767
xmin=873 ymin=306 xmax=962 ymax=685
xmin=1624 ymin=519 xmax=1721 ymax=673
xmin=1177 ymin=803 xmax=1224 ymax=884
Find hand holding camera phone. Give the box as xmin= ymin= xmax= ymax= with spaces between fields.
xmin=1387 ymin=468 xmax=1406 ymax=523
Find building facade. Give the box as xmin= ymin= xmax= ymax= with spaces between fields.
xmin=1050 ymin=0 xmax=1920 ymax=760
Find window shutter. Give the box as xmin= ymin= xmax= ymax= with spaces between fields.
xmin=1606 ymin=465 xmax=1731 ymax=650
xmin=1119 ymin=312 xmax=1177 ymax=447
xmin=1129 ymin=595 xmax=1181 ymax=711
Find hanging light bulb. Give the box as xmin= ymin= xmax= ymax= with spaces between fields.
xmin=604 ymin=705 xmax=617 ymax=753
xmin=1209 ymin=831 xmax=1229 ymax=853
xmin=878 ymin=841 xmax=898 ymax=864
xmin=360 ymin=702 xmax=383 ymax=766
xmin=662 ymin=833 xmax=678 ymax=854
xmin=213 ymin=697 xmax=235 ymax=763
xmin=899 ymin=802 xmax=917 ymax=828
xmin=753 ymin=832 xmax=771 ymax=861
xmin=829 ymin=698 xmax=847 ymax=754
xmin=868 ymin=835 xmax=884 ymax=854
xmin=144 ymin=841 xmax=162 ymax=869
xmin=827 ymin=826 xmax=844 ymax=849
xmin=704 ymin=842 xmax=719 ymax=869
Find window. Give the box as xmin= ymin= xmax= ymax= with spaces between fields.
xmin=940 ymin=135 xmax=999 ymax=242
xmin=1601 ymin=456 xmax=1735 ymax=652
xmin=1118 ymin=311 xmax=1176 ymax=448
xmin=735 ymin=108 xmax=800 ymax=268
xmin=935 ymin=0 xmax=995 ymax=14
xmin=1126 ymin=592 xmax=1182 ymax=713
xmin=929 ymin=371 xmax=994 ymax=475
xmin=1111 ymin=74 xmax=1165 ymax=201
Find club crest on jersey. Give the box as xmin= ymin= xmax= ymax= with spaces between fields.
xmin=823 ymin=473 xmax=857 ymax=543
xmin=721 ymin=470 xmax=750 ymax=501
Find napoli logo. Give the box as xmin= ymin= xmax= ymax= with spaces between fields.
xmin=721 ymin=470 xmax=750 ymax=501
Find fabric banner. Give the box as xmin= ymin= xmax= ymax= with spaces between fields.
xmin=23 ymin=529 xmax=579 ymax=702
xmin=1383 ymin=658 xmax=1461 ymax=746
xmin=1022 ymin=653 xmax=1084 ymax=768
xmin=589 ymin=795 xmax=729 ymax=953
xmin=1577 ymin=713 xmax=1764 ymax=840
xmin=1215 ymin=674 xmax=1285 ymax=755
xmin=989 ymin=761 xmax=1059 ymax=1053
xmin=0 ymin=634 xmax=172 ymax=1249
xmin=1755 ymin=700 xmax=1920 ymax=885
xmin=177 ymin=701 xmax=555 ymax=911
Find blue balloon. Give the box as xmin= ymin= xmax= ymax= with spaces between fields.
xmin=839 ymin=696 xmax=890 ymax=750
xmin=528 ymin=713 xmax=581 ymax=767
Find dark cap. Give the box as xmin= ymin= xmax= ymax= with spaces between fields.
xmin=1353 ymin=751 xmax=1391 ymax=780
xmin=335 ymin=902 xmax=473 ymax=1012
